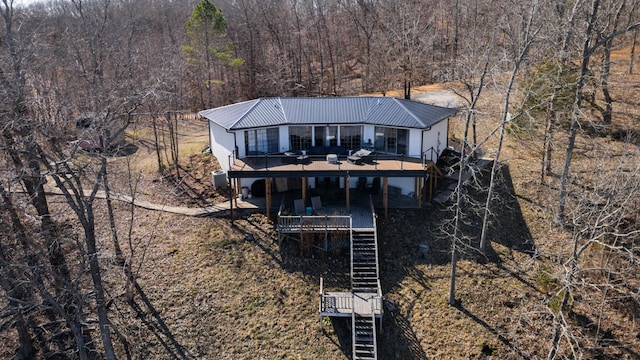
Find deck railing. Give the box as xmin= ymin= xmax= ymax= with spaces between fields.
xmin=277 ymin=214 xmax=351 ymax=232
xmin=423 ymin=146 xmax=439 ymax=165
xmin=231 ymin=152 xmax=430 ymax=171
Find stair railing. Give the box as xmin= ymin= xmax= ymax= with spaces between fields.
xmin=349 ymin=216 xmax=354 ymax=291
xmin=371 ymin=200 xmax=381 ymax=281
xmin=351 ymin=310 xmax=357 ymax=359
xmin=319 ymin=276 xmax=324 ymax=326
xmin=371 ymin=309 xmax=378 ymax=359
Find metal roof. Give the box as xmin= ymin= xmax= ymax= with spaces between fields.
xmin=199 ymin=97 xmax=458 ymax=130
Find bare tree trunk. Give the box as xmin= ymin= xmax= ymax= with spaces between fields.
xmin=448 ymin=70 xmax=478 ymax=304
xmin=600 ymin=41 xmax=613 ymax=125
xmin=0 ymin=221 xmax=35 ymax=359
xmin=103 ymin=167 xmax=124 ymax=265
xmin=480 ymin=0 xmax=538 ymax=253
xmin=548 ymin=231 xmax=580 ymax=359
xmin=540 ymin=0 xmax=584 ymax=185
xmin=630 ymin=28 xmax=638 ymax=74
xmin=84 ymin=160 xmax=117 ymax=360
xmin=541 ymin=105 xmax=555 ymax=184
xmin=151 ymin=113 xmax=164 ymax=172
xmin=165 ymin=112 xmax=180 ymax=178
xmin=1 ymin=180 xmax=91 ymax=359
xmin=557 ymin=0 xmax=600 ymax=222
xmin=49 ymin=159 xmax=117 ymax=359
xmin=448 ymin=240 xmax=458 ymax=305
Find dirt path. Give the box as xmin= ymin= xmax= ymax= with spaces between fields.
xmin=42 ymin=184 xmax=259 ymax=216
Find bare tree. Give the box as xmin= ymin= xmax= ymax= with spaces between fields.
xmin=548 ymin=140 xmax=639 ymax=359
xmin=556 ymin=0 xmax=640 ymax=221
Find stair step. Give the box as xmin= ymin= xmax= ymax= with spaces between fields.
xmin=354 ymin=355 xmax=375 ymax=359
xmin=355 ymin=335 xmax=374 ymax=341
xmin=353 ymin=282 xmax=378 ymax=287
xmin=355 ymin=346 xmax=375 ymax=352
xmin=352 ymin=288 xmax=378 ymax=293
xmin=355 ymin=347 xmax=374 ymax=352
xmin=353 ymin=255 xmax=376 ymax=259
xmin=353 ymin=271 xmax=377 ymax=275
xmin=355 ymin=349 xmax=375 ymax=354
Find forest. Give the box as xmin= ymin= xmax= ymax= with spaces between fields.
xmin=1 ymin=0 xmax=639 ymax=359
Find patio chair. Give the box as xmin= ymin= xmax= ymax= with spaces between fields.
xmin=368 ymin=177 xmax=380 ymax=195
xmin=294 ymin=199 xmax=306 ymax=215
xmin=311 ymin=196 xmax=325 ymax=215
xmin=357 ymin=177 xmax=367 ymax=192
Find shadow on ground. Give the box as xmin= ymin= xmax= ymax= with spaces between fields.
xmin=373 ymin=162 xmax=537 ymax=358
xmin=232 ymin=162 xmax=537 ymax=358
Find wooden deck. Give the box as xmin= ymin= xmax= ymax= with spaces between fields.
xmin=229 ymin=154 xmax=432 ymax=177
xmin=277 ymin=206 xmax=374 ymax=233
xmin=319 ymin=292 xmax=383 ymax=318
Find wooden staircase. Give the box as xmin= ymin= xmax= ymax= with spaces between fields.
xmin=352 ymin=229 xmax=379 ymax=293
xmin=352 ymin=313 xmax=377 ymax=360
xmin=318 ymin=206 xmax=382 ymax=360
xmin=350 ymin=228 xmax=380 ymax=360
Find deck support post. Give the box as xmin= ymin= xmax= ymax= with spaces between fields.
xmin=345 ymin=175 xmax=350 ymax=212
xmin=429 ymin=170 xmax=434 ymax=200
xmin=324 ymin=218 xmax=328 ymax=251
xmin=417 ymin=177 xmax=422 ymax=208
xmin=235 ymin=178 xmax=241 ymax=207
xmin=266 ymin=177 xmax=271 ymax=218
xmin=302 ymin=177 xmax=307 ymax=203
xmin=383 ymin=177 xmax=388 ymax=219
xmin=229 ymin=179 xmax=234 ymax=225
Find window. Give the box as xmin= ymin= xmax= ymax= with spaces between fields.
xmin=340 ymin=126 xmax=362 ymax=151
xmin=327 ymin=126 xmax=338 ymax=146
xmin=314 ymin=126 xmax=324 ymax=147
xmin=245 ymin=128 xmax=279 ymax=155
xmin=374 ymin=127 xmax=409 ymax=155
xmin=289 ymin=126 xmax=312 ymax=151
xmin=314 ymin=126 xmax=338 ymax=147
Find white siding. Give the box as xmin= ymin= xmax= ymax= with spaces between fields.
xmin=209 ymin=121 xmax=236 ymax=171
xmin=407 ymin=129 xmax=422 ymax=156
xmin=388 ymin=177 xmax=416 ymax=195
xmin=422 ymin=120 xmax=448 ymax=162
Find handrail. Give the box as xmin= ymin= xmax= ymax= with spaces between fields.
xmin=349 ymin=215 xmax=354 ymax=292
xmin=370 ymin=196 xmax=381 ymax=284
xmin=423 ymin=146 xmax=439 ymax=165
xmin=278 ymin=214 xmax=352 ymax=230
xmin=351 ymin=306 xmax=357 ymax=360
xmin=277 ymin=196 xmax=285 ymax=217
xmin=368 ymin=194 xmax=375 ymax=215
xmin=371 ymin=310 xmax=378 ymax=359
xmin=319 ymin=277 xmax=324 ymax=316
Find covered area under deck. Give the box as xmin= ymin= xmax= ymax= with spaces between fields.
xmin=225 ymin=152 xmax=443 ymax=222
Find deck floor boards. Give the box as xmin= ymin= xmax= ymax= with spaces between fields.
xmin=231 ymin=155 xmax=428 ymax=173
xmin=320 ymin=292 xmax=383 ymax=317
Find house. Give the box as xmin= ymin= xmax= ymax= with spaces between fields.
xmin=200 ymin=96 xmax=457 ymax=212
xmin=199 ymin=96 xmax=458 ymax=359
